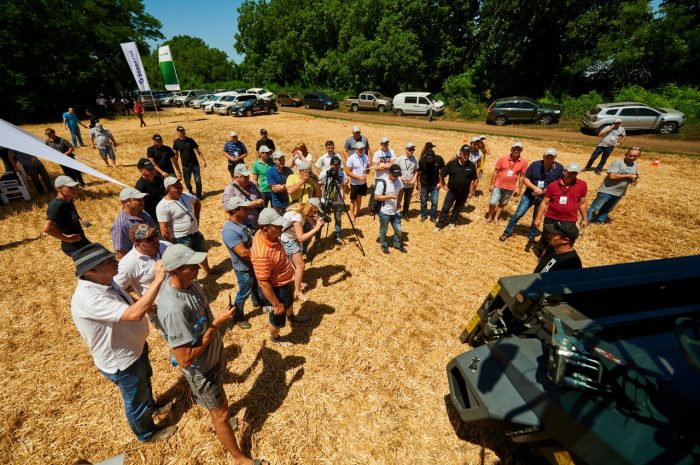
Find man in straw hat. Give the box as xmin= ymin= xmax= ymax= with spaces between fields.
xmin=156 ymin=244 xmax=269 ymax=465
xmin=70 ymin=243 xmax=176 ymax=443
xmin=42 ymin=175 xmax=91 ymax=256
xmin=251 ymin=208 xmax=310 ymax=347
xmin=111 ymin=187 xmax=157 ymax=260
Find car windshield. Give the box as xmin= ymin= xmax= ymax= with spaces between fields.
xmin=223 ymin=96 xmax=235 ymax=102
xmin=589 ymin=106 xmax=602 ymax=115
xmin=317 ymin=93 xmax=331 ymax=99
xmin=426 ymin=94 xmax=436 ymax=101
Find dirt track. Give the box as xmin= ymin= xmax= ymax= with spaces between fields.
xmin=280 ymin=107 xmax=700 ymax=155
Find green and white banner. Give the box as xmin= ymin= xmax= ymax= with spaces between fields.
xmin=158 ymin=45 xmax=181 ymax=91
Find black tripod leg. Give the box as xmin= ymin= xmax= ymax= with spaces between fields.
xmin=343 ymin=207 xmax=366 ymax=256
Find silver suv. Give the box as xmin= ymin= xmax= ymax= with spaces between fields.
xmin=583 ymin=102 xmax=685 ymax=134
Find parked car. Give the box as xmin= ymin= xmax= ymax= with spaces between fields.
xmin=345 ymin=91 xmax=393 ymax=113
xmin=232 ymin=98 xmax=277 ymax=117
xmin=202 ymin=92 xmax=241 ymax=113
xmin=486 ymin=97 xmax=562 ymax=126
xmin=172 ymin=89 xmax=209 ymax=107
xmin=159 ymin=92 xmax=177 ymax=106
xmin=392 ymin=92 xmax=445 ymax=116
xmin=189 ymin=94 xmax=215 ymax=108
xmin=212 ymin=94 xmax=257 ymax=115
xmin=139 ymin=94 xmax=161 ymax=111
xmin=302 ymin=92 xmax=338 ymax=110
xmin=277 ymin=92 xmax=303 ymax=107
xmin=246 ymin=88 xmax=274 ymax=99
xmin=583 ymin=102 xmax=685 ymax=134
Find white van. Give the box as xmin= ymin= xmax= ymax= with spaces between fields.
xmin=392 ymin=92 xmax=445 ymax=116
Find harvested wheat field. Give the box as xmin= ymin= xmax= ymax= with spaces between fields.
xmin=1 ymin=108 xmax=699 ymax=465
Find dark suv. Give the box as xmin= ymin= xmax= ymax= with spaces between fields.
xmin=302 ymin=92 xmax=338 ymax=110
xmin=487 ymin=97 xmax=562 ymax=126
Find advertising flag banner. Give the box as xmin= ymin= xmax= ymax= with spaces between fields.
xmin=120 ymin=42 xmax=150 ymax=92
xmin=158 ymin=46 xmax=181 ymax=91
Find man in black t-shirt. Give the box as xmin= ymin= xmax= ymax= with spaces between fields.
xmin=255 ymin=128 xmax=275 ymax=156
xmin=534 ymin=221 xmax=582 ymax=273
xmin=134 ymin=158 xmax=165 ymax=220
xmin=42 ymin=175 xmax=90 ymax=256
xmin=434 ymin=146 xmax=477 ymax=231
xmin=172 ymin=126 xmax=207 ymax=200
xmin=416 ymin=143 xmax=445 ymax=222
xmin=85 ymin=109 xmax=99 ymax=129
xmin=44 ymin=127 xmax=85 ymax=186
xmin=147 ymin=134 xmax=181 ymax=179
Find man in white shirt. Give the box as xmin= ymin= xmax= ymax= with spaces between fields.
xmin=315 ymin=140 xmax=343 ymax=175
xmin=345 ymin=142 xmax=370 ymax=221
xmin=70 ymin=243 xmax=175 ymax=443
xmin=374 ymin=164 xmax=405 ymax=254
xmin=395 ymin=142 xmax=418 ymax=219
xmin=372 ymin=136 xmax=396 ymax=179
xmin=156 ymin=176 xmax=213 ymax=274
xmin=583 ymin=118 xmax=626 ymax=175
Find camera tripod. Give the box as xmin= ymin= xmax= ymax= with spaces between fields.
xmin=309 ymin=176 xmax=366 ymax=260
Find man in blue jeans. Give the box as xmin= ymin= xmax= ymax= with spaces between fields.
xmin=583 ymin=119 xmax=626 ymax=175
xmin=173 ymin=126 xmax=208 ymax=200
xmin=221 ymin=197 xmax=263 ymax=329
xmin=500 ymin=147 xmax=564 ymax=242
xmin=417 ymin=143 xmax=445 ymax=222
xmin=70 ymin=243 xmax=175 ymax=443
xmin=62 ymin=107 xmax=88 ymax=147
xmin=375 ymin=164 xmax=406 ymax=253
xmin=588 ymin=147 xmax=640 ymax=224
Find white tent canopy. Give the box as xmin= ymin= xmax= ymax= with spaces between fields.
xmin=0 ymin=118 xmax=127 ymax=188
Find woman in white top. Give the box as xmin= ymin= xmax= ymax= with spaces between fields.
xmin=287 ymin=142 xmax=314 ymax=171
xmin=280 ymin=199 xmax=325 ymax=302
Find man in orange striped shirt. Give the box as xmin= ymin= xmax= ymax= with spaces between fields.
xmin=251 ymin=208 xmax=310 ymax=347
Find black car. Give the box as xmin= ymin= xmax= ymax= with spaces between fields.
xmin=232 ymin=98 xmax=277 ymax=117
xmin=302 ymin=92 xmax=338 ymax=110
xmin=486 ymin=96 xmax=561 ymax=125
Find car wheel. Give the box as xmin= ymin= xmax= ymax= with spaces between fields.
xmin=596 ymin=124 xmax=611 ymax=136
xmin=227 ymin=108 xmax=233 ymax=115
xmin=323 ymin=104 xmax=328 ymax=111
xmin=378 ymin=105 xmax=386 ymax=113
xmin=268 ymin=107 xmax=275 ymax=115
xmin=304 ymin=103 xmax=309 ymax=109
xmin=351 ymin=104 xmax=359 ymax=112
xmin=245 ymin=109 xmax=253 ymax=117
xmin=658 ymin=122 xmax=677 ymax=134
xmin=396 ymin=109 xmax=404 ymax=116
xmin=494 ymin=116 xmax=507 ymax=126
xmin=537 ymin=115 xmax=553 ymax=125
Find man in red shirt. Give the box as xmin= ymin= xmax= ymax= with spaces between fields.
xmin=533 ymin=162 xmax=588 ymax=256
xmin=251 ymin=208 xmax=309 ymax=347
xmin=485 ymin=142 xmax=528 ymax=225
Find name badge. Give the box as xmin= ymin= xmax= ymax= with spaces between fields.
xmin=537 ymin=181 xmax=545 ymax=188
xmin=559 ymin=196 xmax=568 ymax=205
xmin=507 ymin=170 xmax=514 ymax=177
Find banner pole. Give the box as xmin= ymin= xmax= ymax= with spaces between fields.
xmin=149 ymin=90 xmax=162 ymax=125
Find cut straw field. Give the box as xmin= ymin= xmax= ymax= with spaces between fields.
xmin=1 ymin=108 xmax=699 ymax=465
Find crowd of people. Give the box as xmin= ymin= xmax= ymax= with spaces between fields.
xmin=0 ymin=114 xmax=643 ymax=464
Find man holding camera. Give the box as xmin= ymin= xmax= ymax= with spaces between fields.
xmin=286 ymin=160 xmax=321 ymax=204
xmin=319 ymin=156 xmax=347 ymax=245
xmin=375 ymin=164 xmax=406 ymax=254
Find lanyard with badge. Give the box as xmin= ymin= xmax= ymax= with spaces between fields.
xmin=537 ymin=162 xmax=555 ymax=189
xmin=558 ymin=180 xmax=572 ymax=205
xmin=506 ymin=158 xmax=517 ymax=177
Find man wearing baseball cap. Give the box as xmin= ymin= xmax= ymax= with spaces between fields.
xmin=70 ymin=243 xmax=175 ymax=443
xmin=223 ymin=131 xmax=248 ymax=177
xmin=156 ymin=244 xmax=266 ymax=464
xmin=533 ymin=162 xmax=588 ymax=256
xmin=222 ymin=197 xmax=262 ymax=328
xmin=251 ymin=208 xmax=309 ymax=347
xmin=344 ymin=125 xmax=369 ymax=158
xmin=256 ymin=128 xmax=276 ymax=157
xmin=266 ymin=151 xmax=294 ymax=212
xmin=111 ymin=187 xmax=157 ymax=260
xmin=500 ymin=147 xmax=564 ymax=242
xmin=485 ymin=142 xmax=529 ymax=225
xmin=251 ymin=145 xmax=275 ymax=207
xmin=173 ymin=126 xmax=207 ymax=200
xmin=467 ymin=137 xmax=486 ymax=195
xmin=45 ymin=127 xmax=85 ymax=186
xmin=395 ymin=142 xmax=418 ymax=218
xmin=434 ymin=146 xmax=478 ymax=231
xmin=135 ymin=158 xmax=165 ymax=220
xmin=147 ymin=134 xmax=181 ymax=179
xmin=42 ymin=175 xmax=91 ymax=256
xmin=372 ymin=136 xmax=396 ymax=180
xmin=584 ymin=118 xmax=626 ymax=175
xmin=375 ymin=164 xmax=407 ymax=253
xmin=534 ymin=221 xmax=582 ymax=273
xmin=222 ymin=163 xmax=264 ymax=227
xmin=318 ymin=155 xmax=347 ymax=244
xmin=417 ymin=143 xmax=445 ymax=222
xmin=286 ymin=159 xmax=321 ymax=204
xmin=345 ymin=141 xmax=370 ymax=221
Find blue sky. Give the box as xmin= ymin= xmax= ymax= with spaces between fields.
xmin=144 ymin=0 xmax=245 ymax=62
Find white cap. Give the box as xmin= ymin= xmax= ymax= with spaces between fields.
xmin=272 ymin=150 xmax=285 ymax=160
xmin=544 ymin=147 xmax=557 ymax=156
xmin=470 ymin=136 xmax=480 ymax=143
xmin=479 ymin=135 xmax=487 ymax=140
xmin=259 ymin=145 xmax=271 ymax=153
xmin=405 ymin=142 xmax=415 ymax=148
xmin=308 ymin=198 xmax=322 ymax=210
xmin=354 ymin=141 xmax=365 ymax=149
xmin=226 ymin=197 xmax=253 ymax=211
xmin=512 ymin=141 xmax=524 ymax=148
xmin=296 ymin=160 xmax=311 ymax=171
xmin=230 ymin=131 xmax=238 ymax=137
xmin=163 ymin=176 xmax=181 ymax=189
xmin=119 ymin=187 xmax=148 ymax=201
xmin=258 ymin=207 xmax=285 ymax=226
xmin=55 ymin=175 xmax=80 ymax=188
xmin=233 ymin=164 xmax=251 ymax=176
xmin=161 ymin=244 xmax=207 ymax=271
xmin=613 ymin=118 xmax=622 ymax=123
xmin=352 ymin=125 xmax=361 ymax=132
xmin=565 ymin=162 xmax=581 ymax=172
xmin=380 ymin=136 xmax=389 ymax=144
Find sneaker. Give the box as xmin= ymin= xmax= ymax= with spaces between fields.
xmin=420 ymin=217 xmax=426 ymax=222
xmin=499 ymin=234 xmax=509 ymax=242
xmin=234 ymin=319 xmax=252 ymax=330
xmin=448 ymin=224 xmax=456 ymax=230
xmin=145 ymin=425 xmax=177 ymax=443
xmin=381 ymin=246 xmax=390 ymax=254
xmin=594 ymin=170 xmax=602 ymax=176
xmin=288 ymin=314 xmax=310 ymax=324
xmin=270 ymin=336 xmax=293 ymax=347
xmin=433 ymin=227 xmax=440 ymax=232
xmin=150 ymin=400 xmax=174 ymax=417
xmin=429 ymin=217 xmax=437 ymax=222
xmin=394 ymin=245 xmax=408 ymax=253
xmin=334 ymin=236 xmax=343 ymax=246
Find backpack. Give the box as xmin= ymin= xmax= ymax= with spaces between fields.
xmin=369 ymin=178 xmax=387 ymax=216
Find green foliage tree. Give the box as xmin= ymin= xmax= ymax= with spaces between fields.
xmin=143 ymin=35 xmax=239 ymax=89
xmin=0 ymin=0 xmax=162 ymax=122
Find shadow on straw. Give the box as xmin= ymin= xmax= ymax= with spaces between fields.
xmin=304 ymin=264 xmax=352 ymax=289
xmin=285 ymin=302 xmax=335 ymax=346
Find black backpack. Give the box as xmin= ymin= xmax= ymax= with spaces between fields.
xmin=369 ymin=178 xmax=387 ymax=216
